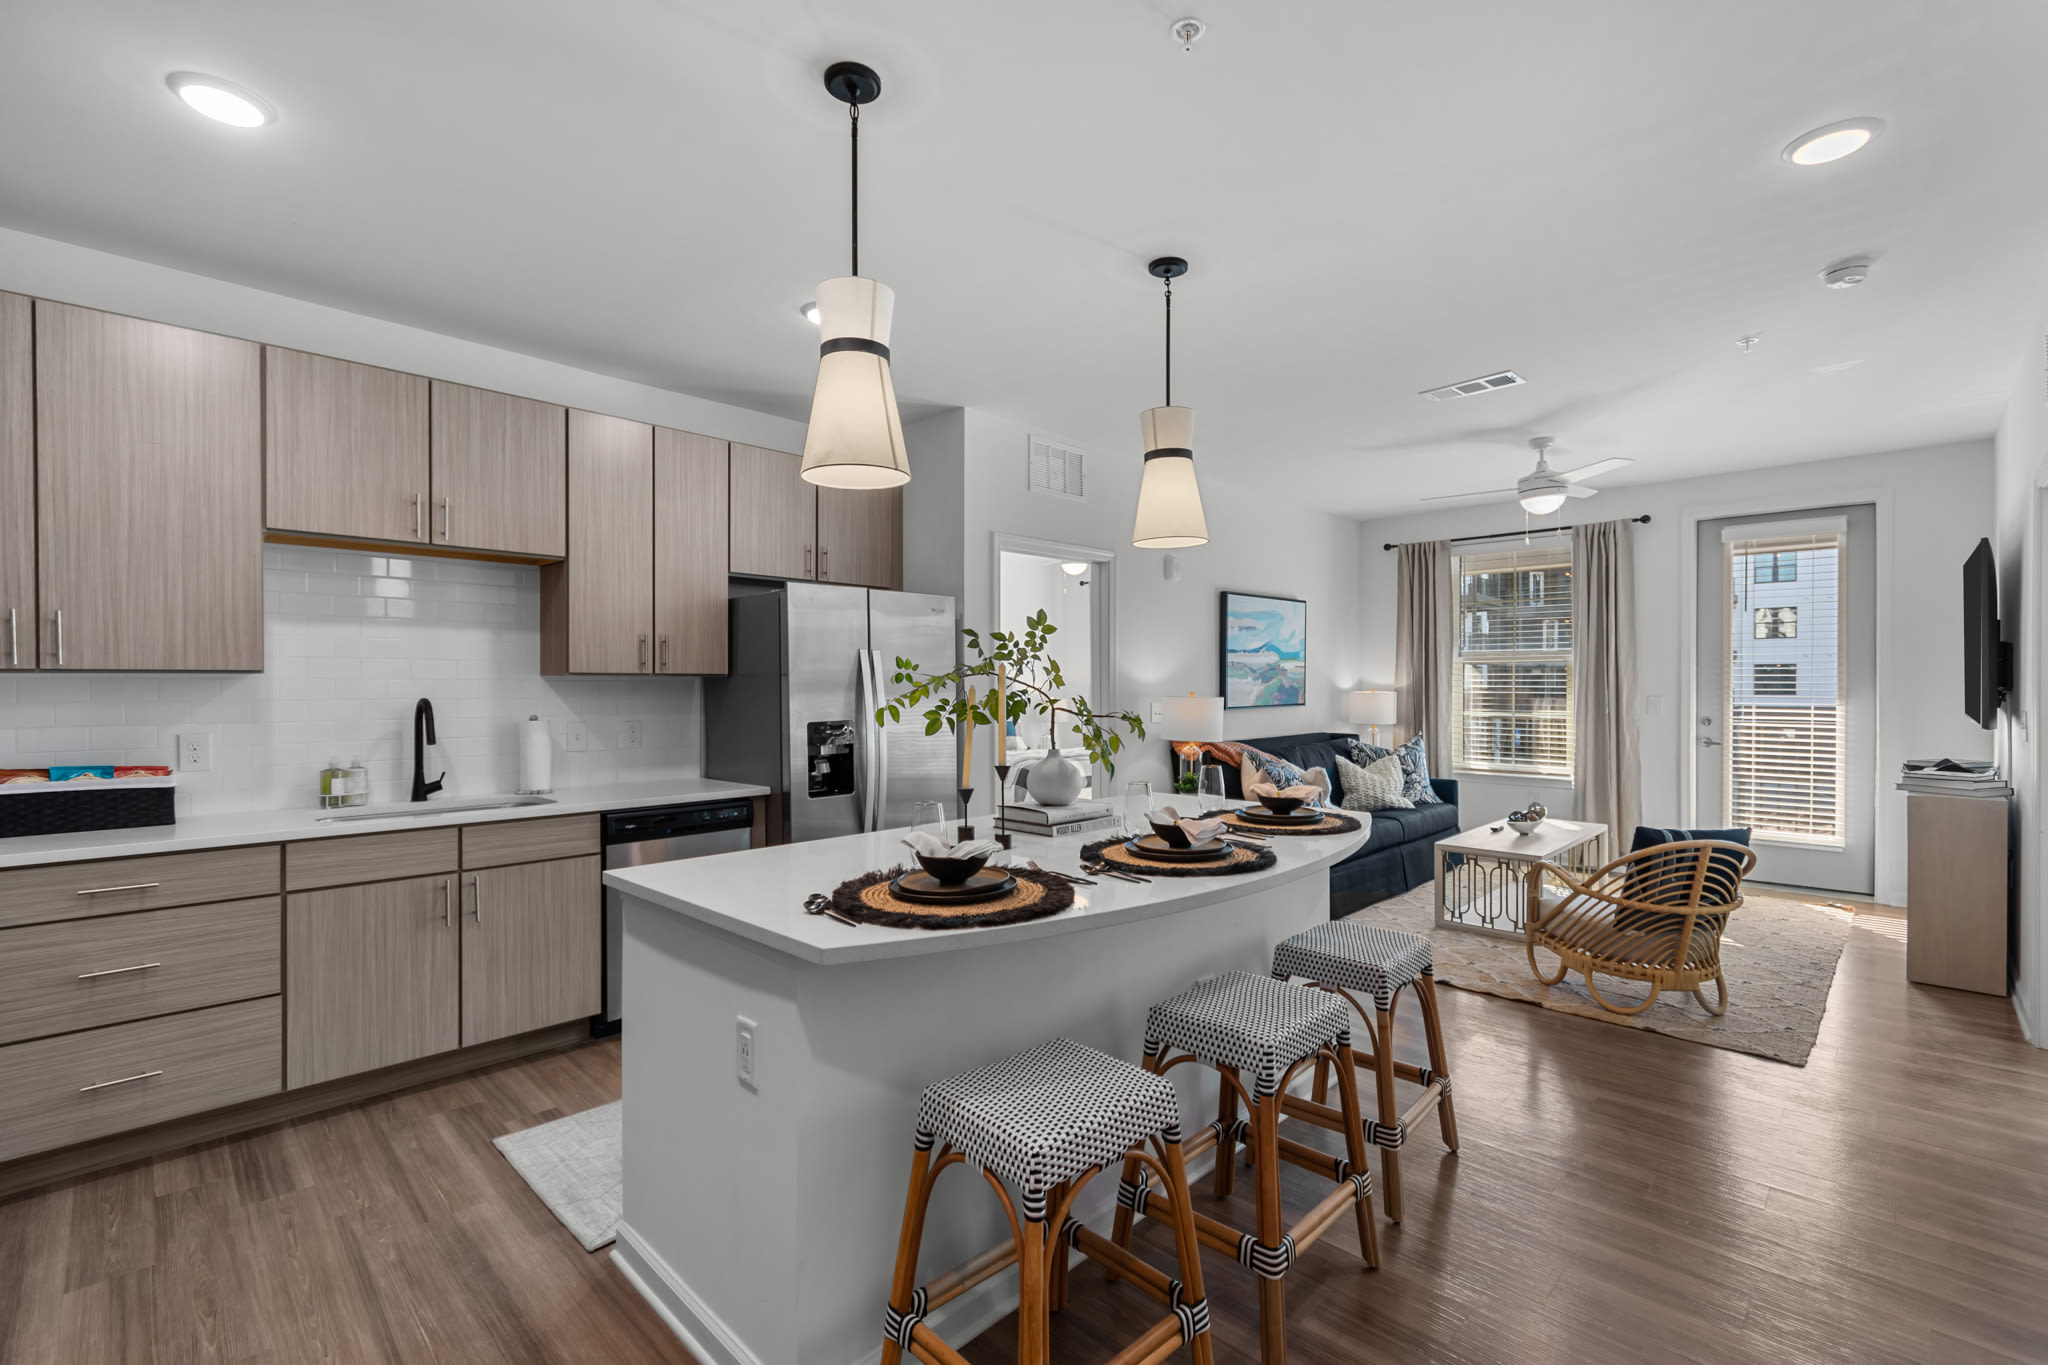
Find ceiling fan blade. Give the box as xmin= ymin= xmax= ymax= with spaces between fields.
xmin=1420 ymin=486 xmax=1518 ymax=503
xmin=1563 ymin=484 xmax=1601 ymax=499
xmin=1558 ymin=457 xmax=1631 ymax=483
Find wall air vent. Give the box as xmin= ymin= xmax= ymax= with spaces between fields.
xmin=1419 ymin=370 xmax=1526 ymax=401
xmin=1027 ymin=436 xmax=1086 ymax=499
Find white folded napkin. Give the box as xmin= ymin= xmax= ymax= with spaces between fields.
xmin=1158 ymin=805 xmax=1228 ymax=845
xmin=901 ymin=832 xmax=1004 ymax=862
xmin=1247 ymin=781 xmax=1318 ymax=804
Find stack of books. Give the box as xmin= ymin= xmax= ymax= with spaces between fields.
xmin=1000 ymin=797 xmax=1120 ymax=838
xmin=1896 ymin=758 xmax=2010 ymax=798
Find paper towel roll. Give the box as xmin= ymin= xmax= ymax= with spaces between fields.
xmin=518 ymin=715 xmax=553 ymax=794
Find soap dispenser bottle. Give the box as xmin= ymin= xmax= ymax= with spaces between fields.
xmin=345 ymin=758 xmax=370 ymax=807
xmin=320 ymin=758 xmax=347 ymax=810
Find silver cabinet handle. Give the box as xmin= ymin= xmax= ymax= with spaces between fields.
xmin=413 ymin=492 xmax=423 ymax=539
xmin=820 ymin=547 xmax=828 ymax=580
xmin=8 ymin=606 xmax=15 ymax=667
xmin=77 ymin=961 xmax=162 ymax=980
xmin=468 ymin=873 xmax=481 ymax=927
xmin=804 ymin=545 xmax=813 ymax=576
xmin=441 ymin=876 xmax=451 ymax=927
xmin=639 ymin=634 xmax=648 ymax=671
xmin=440 ymin=496 xmax=451 ymax=540
xmin=80 ymin=1069 xmax=163 ymax=1093
xmin=75 ymin=881 xmax=161 ymax=897
xmin=54 ymin=607 xmax=63 ymax=666
xmin=658 ymin=634 xmax=668 ymax=671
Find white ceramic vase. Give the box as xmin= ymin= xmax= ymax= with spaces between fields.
xmin=1025 ymin=749 xmax=1086 ymax=807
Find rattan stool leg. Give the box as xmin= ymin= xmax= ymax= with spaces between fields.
xmin=1415 ymin=971 xmax=1459 ymax=1151
xmin=1160 ymin=1137 xmax=1217 ymax=1365
xmin=881 ymin=1144 xmax=935 ymax=1365
xmin=1107 ymin=1145 xmax=1143 ymax=1283
xmin=1017 ymin=1215 xmax=1049 ymax=1365
xmin=1330 ymin=1043 xmax=1381 ymax=1269
xmin=1251 ymin=1092 xmax=1287 ymax=1365
xmin=1213 ymin=1066 xmax=1242 ymax=1199
xmin=1373 ymin=1005 xmax=1404 ymax=1223
xmin=1311 ymin=1053 xmax=1331 ymax=1106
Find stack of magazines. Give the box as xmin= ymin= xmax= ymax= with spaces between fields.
xmin=1000 ymin=797 xmax=1119 ymax=838
xmin=1896 ymin=758 xmax=2010 ymax=798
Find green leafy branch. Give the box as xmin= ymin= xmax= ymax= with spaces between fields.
xmin=874 ymin=609 xmax=1147 ymax=776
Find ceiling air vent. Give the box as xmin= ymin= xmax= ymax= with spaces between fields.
xmin=1419 ymin=369 xmax=1526 ymax=401
xmin=1028 ymin=436 xmax=1086 ymax=499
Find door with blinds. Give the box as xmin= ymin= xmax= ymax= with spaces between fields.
xmin=1694 ymin=505 xmax=1876 ymax=894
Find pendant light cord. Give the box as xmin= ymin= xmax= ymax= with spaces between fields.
xmin=849 ymin=101 xmax=860 ymax=278
xmin=1163 ymin=275 xmax=1172 ymax=406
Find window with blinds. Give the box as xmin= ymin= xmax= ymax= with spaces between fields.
xmin=1451 ymin=543 xmax=1573 ymax=777
xmin=1725 ymin=530 xmax=1843 ymax=845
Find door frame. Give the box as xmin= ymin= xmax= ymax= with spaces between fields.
xmin=1679 ymin=486 xmax=1894 ymax=900
xmin=991 ymin=533 xmax=1119 ymax=789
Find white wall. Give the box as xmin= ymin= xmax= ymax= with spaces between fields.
xmin=0 ymin=545 xmax=702 ymax=814
xmin=1357 ymin=440 xmax=1997 ymax=907
xmin=1994 ymin=314 xmax=2044 ymax=1046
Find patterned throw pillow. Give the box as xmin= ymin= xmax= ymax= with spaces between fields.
xmin=1335 ymin=753 xmax=1411 ymax=812
xmin=1237 ymin=749 xmax=1333 ymax=807
xmin=1346 ymin=735 xmax=1440 ymax=805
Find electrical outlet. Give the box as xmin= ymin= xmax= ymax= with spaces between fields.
xmin=565 ymin=721 xmax=589 ymax=752
xmin=1150 ymin=702 xmax=1163 ymax=722
xmin=623 ymin=719 xmax=643 ymax=749
xmin=177 ymin=731 xmax=212 ymax=772
xmin=736 ymin=1016 xmax=758 ymax=1091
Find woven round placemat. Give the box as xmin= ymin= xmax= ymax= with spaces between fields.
xmin=1223 ymin=810 xmax=1363 ymax=837
xmin=803 ymin=866 xmax=1075 ymax=930
xmin=1080 ymin=837 xmax=1278 ymax=877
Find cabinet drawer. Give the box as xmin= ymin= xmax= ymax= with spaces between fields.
xmin=0 ymin=845 xmax=280 ymax=931
xmin=285 ymin=827 xmax=460 ymax=891
xmin=0 ymin=997 xmax=280 ymax=1163
xmin=461 ymin=814 xmax=599 ymax=869
xmin=0 ymin=897 xmax=280 ymax=1047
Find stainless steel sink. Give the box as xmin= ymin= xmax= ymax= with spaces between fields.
xmin=316 ymin=795 xmax=557 ymax=823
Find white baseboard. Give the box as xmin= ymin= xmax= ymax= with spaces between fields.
xmin=2015 ymin=982 xmax=2041 ymax=1048
xmin=611 ymin=1222 xmax=765 ymax=1365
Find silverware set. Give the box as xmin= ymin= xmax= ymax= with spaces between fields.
xmin=1025 ymin=859 xmax=1098 ymax=887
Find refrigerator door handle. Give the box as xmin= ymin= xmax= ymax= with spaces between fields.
xmin=868 ymin=649 xmax=889 ymax=831
xmin=856 ymin=648 xmax=876 ymax=832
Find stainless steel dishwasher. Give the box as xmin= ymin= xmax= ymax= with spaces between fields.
xmin=599 ymin=799 xmax=754 ymax=1033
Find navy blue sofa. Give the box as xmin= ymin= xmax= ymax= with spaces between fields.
xmin=1225 ymin=732 xmax=1459 ymax=918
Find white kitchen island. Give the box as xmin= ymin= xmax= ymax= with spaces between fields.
xmin=604 ymin=819 xmax=1369 ymax=1365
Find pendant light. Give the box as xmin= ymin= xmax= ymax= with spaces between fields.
xmin=1132 ymin=256 xmax=1208 ymax=548
xmin=801 ymin=62 xmax=910 ymax=489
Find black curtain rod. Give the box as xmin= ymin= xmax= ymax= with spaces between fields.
xmin=1382 ymin=513 xmax=1650 ymax=551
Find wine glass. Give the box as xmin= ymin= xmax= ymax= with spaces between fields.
xmin=1124 ymin=781 xmax=1153 ymax=838
xmin=1197 ymin=765 xmax=1227 ymax=813
xmin=911 ymin=801 xmax=943 ymax=843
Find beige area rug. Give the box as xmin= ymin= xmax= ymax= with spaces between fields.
xmin=1348 ymin=884 xmax=1857 ymax=1065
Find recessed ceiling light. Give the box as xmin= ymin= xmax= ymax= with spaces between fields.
xmin=167 ymin=72 xmax=274 ymax=127
xmin=799 ymin=300 xmax=820 ymax=325
xmin=1783 ymin=117 xmax=1883 ymax=166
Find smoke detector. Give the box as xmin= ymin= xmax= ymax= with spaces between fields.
xmin=1820 ymin=256 xmax=1872 ymax=289
xmin=1169 ymin=17 xmax=1206 ymax=51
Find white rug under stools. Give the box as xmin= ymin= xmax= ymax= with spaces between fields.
xmin=492 ymin=1101 xmax=622 ymax=1251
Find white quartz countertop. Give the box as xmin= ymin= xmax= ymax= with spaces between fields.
xmin=0 ymin=777 xmax=770 ymax=868
xmin=605 ymin=815 xmax=1370 ymax=965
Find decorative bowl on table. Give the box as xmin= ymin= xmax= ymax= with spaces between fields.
xmin=1148 ymin=817 xmax=1193 ymax=848
xmin=1255 ymin=795 xmax=1306 ymax=816
xmin=915 ymin=850 xmax=992 ymax=885
xmin=1505 ymin=808 xmax=1545 ymax=835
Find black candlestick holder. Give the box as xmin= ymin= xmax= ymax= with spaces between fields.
xmin=992 ymin=764 xmax=1013 ymax=848
xmin=956 ymin=787 xmax=975 ymax=841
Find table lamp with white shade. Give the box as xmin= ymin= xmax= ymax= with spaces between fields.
xmin=1347 ymin=689 xmax=1397 ymax=745
xmin=1160 ymin=693 xmax=1224 ymax=788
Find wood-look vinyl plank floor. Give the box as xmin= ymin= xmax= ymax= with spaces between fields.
xmin=1 ymin=915 xmax=2044 ymax=1363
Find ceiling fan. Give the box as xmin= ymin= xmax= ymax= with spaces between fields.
xmin=1423 ymin=436 xmax=1631 ymax=515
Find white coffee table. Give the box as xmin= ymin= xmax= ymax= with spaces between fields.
xmin=1433 ymin=818 xmax=1610 ymax=938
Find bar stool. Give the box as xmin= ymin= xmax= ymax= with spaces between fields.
xmin=1271 ymin=921 xmax=1457 ymax=1223
xmin=880 ymin=1037 xmax=1215 ymax=1365
xmin=1114 ymin=972 xmax=1380 ymax=1365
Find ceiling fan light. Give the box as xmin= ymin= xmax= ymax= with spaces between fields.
xmin=801 ymin=276 xmax=909 ymax=489
xmin=1519 ymin=490 xmax=1568 ymax=516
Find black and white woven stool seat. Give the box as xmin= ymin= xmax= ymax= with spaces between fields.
xmin=914 ymin=1038 xmax=1181 ymax=1200
xmin=1145 ymin=972 xmax=1351 ymax=1097
xmin=1272 ymin=921 xmax=1434 ymax=1011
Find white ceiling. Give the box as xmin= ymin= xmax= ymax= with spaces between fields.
xmin=3 ymin=1 xmax=2046 ymax=518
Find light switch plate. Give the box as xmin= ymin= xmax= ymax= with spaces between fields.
xmin=565 ymin=721 xmax=589 ymax=752
xmin=623 ymin=719 xmax=643 ymax=749
xmin=177 ymin=731 xmax=212 ymax=772
xmin=736 ymin=1016 xmax=758 ymax=1091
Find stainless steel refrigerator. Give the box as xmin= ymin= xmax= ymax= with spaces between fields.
xmin=705 ymin=584 xmax=959 ymax=843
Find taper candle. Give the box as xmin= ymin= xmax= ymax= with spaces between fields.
xmin=960 ymin=685 xmax=976 ymax=788
xmin=995 ymin=665 xmax=1007 ymax=765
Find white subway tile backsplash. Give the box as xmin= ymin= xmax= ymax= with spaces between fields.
xmin=0 ymin=546 xmax=702 ymax=813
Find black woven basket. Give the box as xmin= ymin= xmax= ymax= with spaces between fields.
xmin=0 ymin=785 xmax=176 ymax=838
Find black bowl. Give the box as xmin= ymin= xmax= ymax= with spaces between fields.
xmin=1148 ymin=817 xmax=1193 ymax=848
xmin=915 ymin=851 xmax=991 ymax=886
xmin=1256 ymin=795 xmax=1306 ymax=816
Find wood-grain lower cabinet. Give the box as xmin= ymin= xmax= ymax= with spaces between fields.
xmin=429 ymin=380 xmax=567 ymax=558
xmin=0 ymin=292 xmax=32 ymax=671
xmin=284 ymin=873 xmax=460 ymax=1088
xmin=655 ymin=427 xmax=729 ymax=673
xmin=817 ymin=486 xmax=903 ymax=590
xmin=729 ymin=443 xmax=816 ymax=579
xmin=264 ymin=346 xmax=430 ymax=544
xmin=35 ymin=300 xmax=264 ymax=671
xmin=459 ymin=856 xmax=600 ymax=1046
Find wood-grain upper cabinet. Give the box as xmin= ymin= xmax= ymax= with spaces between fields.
xmin=729 ymin=443 xmax=816 ymax=580
xmin=284 ymin=873 xmax=459 ymax=1088
xmin=541 ymin=411 xmax=653 ymax=674
xmin=460 ymin=856 xmax=600 ymax=1046
xmin=817 ymin=486 xmax=903 ymax=590
xmin=264 ymin=347 xmax=430 ymax=544
xmin=428 ymin=380 xmax=567 ymax=558
xmin=0 ymin=292 xmax=31 ymax=670
xmin=35 ymin=302 xmax=263 ymax=671
xmin=655 ymin=428 xmax=729 ymax=674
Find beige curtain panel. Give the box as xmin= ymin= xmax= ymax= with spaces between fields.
xmin=1572 ymin=518 xmax=1641 ymax=837
xmin=1395 ymin=540 xmax=1451 ymax=758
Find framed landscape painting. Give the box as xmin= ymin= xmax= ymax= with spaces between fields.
xmin=1220 ymin=592 xmax=1307 ymax=709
